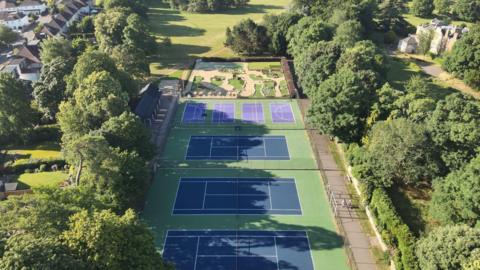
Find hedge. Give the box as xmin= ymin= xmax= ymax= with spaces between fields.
xmin=1 ymin=158 xmax=66 ymax=174
xmin=369 ymin=188 xmax=419 ymax=270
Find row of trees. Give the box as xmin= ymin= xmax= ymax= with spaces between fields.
xmin=412 ymin=0 xmax=480 ymax=21
xmin=0 ymin=1 xmax=166 ymax=268
xmin=264 ymin=0 xmax=480 ymax=268
xmin=170 ymin=0 xmax=249 ymax=12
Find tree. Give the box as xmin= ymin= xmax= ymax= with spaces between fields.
xmin=368 ymin=83 xmax=404 ymax=125
xmin=443 ymin=25 xmax=480 ymax=89
xmin=72 ymin=71 xmax=128 ymax=130
xmin=362 ymin=118 xmax=440 ymax=187
xmin=122 ymin=13 xmax=157 ymax=55
xmin=111 ymin=44 xmax=149 ymax=78
xmin=94 ymin=8 xmax=129 ymax=53
xmin=416 ymin=225 xmax=480 ymax=270
xmin=33 ymin=57 xmax=74 ymax=120
xmin=286 ymin=16 xmax=333 ymax=57
xmin=0 ymin=25 xmax=19 ymax=49
xmin=430 ymin=155 xmax=480 ymax=225
xmin=427 ymin=93 xmax=480 ymax=170
xmin=0 ymin=73 xmax=34 ymax=144
xmin=224 ymin=19 xmax=270 ymax=55
xmin=39 ymin=37 xmax=73 ymax=64
xmin=263 ymin=13 xmax=302 ymax=55
xmin=453 ymin=0 xmax=480 ymax=22
xmin=434 ymin=0 xmax=452 ymax=15
xmin=336 ymin=40 xmax=388 ymax=80
xmin=100 ymin=111 xmax=155 ymax=160
xmin=417 ymin=29 xmax=434 ymax=56
xmin=333 ymin=20 xmax=364 ymax=48
xmin=101 ymin=0 xmax=148 ymax=17
xmin=412 ymin=0 xmax=435 ymax=17
xmin=462 ymin=249 xmax=480 ymax=270
xmin=307 ymin=68 xmax=376 ymax=143
xmin=63 ymin=209 xmax=169 ymax=270
xmin=377 ymin=0 xmax=409 ymax=35
xmin=66 ymin=50 xmax=136 ymax=97
xmin=293 ymin=41 xmax=343 ymax=96
xmin=0 ymin=234 xmax=85 ymax=270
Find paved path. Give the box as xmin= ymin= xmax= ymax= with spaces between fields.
xmin=298 ymin=99 xmax=379 ymax=270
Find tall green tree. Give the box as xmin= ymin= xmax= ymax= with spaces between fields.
xmin=434 ymin=0 xmax=452 ymax=15
xmin=0 ymin=25 xmax=19 ymax=49
xmin=286 ymin=16 xmax=333 ymax=57
xmin=0 ymin=73 xmax=34 ymax=144
xmin=336 ymin=40 xmax=388 ymax=80
xmin=33 ymin=57 xmax=74 ymax=120
xmin=427 ymin=93 xmax=480 ymax=170
xmin=443 ymin=25 xmax=480 ymax=89
xmin=377 ymin=0 xmax=409 ymax=35
xmin=453 ymin=0 xmax=480 ymax=22
xmin=225 ymin=19 xmax=270 ymax=55
xmin=416 ymin=225 xmax=480 ymax=270
xmin=417 ymin=29 xmax=435 ymax=56
xmin=263 ymin=13 xmax=302 ymax=55
xmin=39 ymin=37 xmax=73 ymax=64
xmin=333 ymin=20 xmax=364 ymax=48
xmin=307 ymin=68 xmax=376 ymax=143
xmin=294 ymin=41 xmax=343 ymax=96
xmin=412 ymin=0 xmax=435 ymax=17
xmin=430 ymin=155 xmax=480 ymax=225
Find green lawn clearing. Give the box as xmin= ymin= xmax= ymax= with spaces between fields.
xmin=249 ymin=74 xmax=264 ymax=81
xmin=228 ymin=77 xmax=244 ymax=91
xmin=248 ymin=61 xmax=282 ymax=71
xmin=148 ymin=0 xmax=290 ymax=75
xmin=211 ymin=76 xmax=225 ymax=87
xmin=253 ymin=84 xmax=264 ymax=97
xmin=17 ymin=171 xmax=68 ymax=189
xmin=5 ymin=142 xmax=62 ymax=165
xmin=279 ymin=80 xmax=288 ymax=96
xmin=261 ymin=80 xmax=276 ymax=97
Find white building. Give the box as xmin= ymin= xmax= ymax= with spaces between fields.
xmin=0 ymin=12 xmax=29 ymax=30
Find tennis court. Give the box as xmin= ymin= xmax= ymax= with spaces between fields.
xmin=163 ymin=230 xmax=315 ymax=270
xmin=271 ymin=103 xmax=295 ymax=123
xmin=185 ymin=136 xmax=290 ymax=160
xmin=212 ymin=103 xmax=235 ymax=123
xmin=173 ymin=177 xmax=302 ymax=215
xmin=242 ymin=103 xmax=264 ymax=123
xmin=183 ymin=103 xmax=207 ymax=123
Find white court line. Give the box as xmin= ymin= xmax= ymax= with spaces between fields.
xmin=267 ymin=180 xmax=273 ymax=211
xmin=202 ymin=182 xmax=208 ymax=210
xmin=193 ymin=237 xmax=200 ymax=270
xmin=273 ymin=237 xmax=280 ymax=270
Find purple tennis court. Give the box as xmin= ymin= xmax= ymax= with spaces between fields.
xmin=212 ymin=103 xmax=235 ymax=123
xmin=270 ymin=103 xmax=295 ymax=123
xmin=242 ymin=103 xmax=264 ymax=124
xmin=182 ymin=103 xmax=207 ymax=123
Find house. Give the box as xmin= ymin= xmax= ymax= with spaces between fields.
xmin=0 ymin=12 xmax=29 ymax=30
xmin=0 ymin=0 xmax=47 ymax=15
xmin=0 ymin=44 xmax=41 ymax=81
xmin=398 ymin=34 xmax=418 ymax=53
xmin=398 ymin=19 xmax=469 ymax=55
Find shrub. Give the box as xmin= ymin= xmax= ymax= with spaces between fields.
xmin=4 ymin=159 xmax=66 ymax=174
xmin=39 ymin=164 xmax=47 ymax=172
xmin=369 ymin=188 xmax=419 ymax=270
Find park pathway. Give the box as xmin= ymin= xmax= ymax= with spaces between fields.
xmin=298 ymin=100 xmax=379 ymax=270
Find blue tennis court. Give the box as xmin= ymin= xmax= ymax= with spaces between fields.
xmin=163 ymin=230 xmax=315 ymax=270
xmin=186 ymin=136 xmax=290 ymax=160
xmin=173 ymin=178 xmax=302 ymax=215
xmin=183 ymin=103 xmax=207 ymax=123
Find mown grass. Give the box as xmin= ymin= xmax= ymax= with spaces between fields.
xmin=17 ymin=171 xmax=68 ymax=189
xmin=248 ymin=61 xmax=282 ymax=70
xmin=5 ymin=142 xmax=62 ymax=165
xmin=228 ymin=77 xmax=244 ymax=91
xmin=148 ymin=0 xmax=290 ymax=75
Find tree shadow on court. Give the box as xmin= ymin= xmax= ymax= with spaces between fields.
xmin=148 ymin=103 xmax=348 ymax=269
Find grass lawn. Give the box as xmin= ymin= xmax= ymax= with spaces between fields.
xmin=142 ymin=99 xmax=349 ymax=270
xmin=148 ymin=0 xmax=290 ymax=75
xmin=5 ymin=142 xmax=62 ymax=165
xmin=253 ymin=84 xmax=264 ymax=97
xmin=261 ymin=80 xmax=276 ymax=97
xmin=248 ymin=61 xmax=282 ymax=71
xmin=211 ymin=76 xmax=225 ymax=87
xmin=402 ymin=1 xmax=473 ymax=28
xmin=279 ymin=80 xmax=288 ymax=96
xmin=16 ymin=171 xmax=68 ymax=189
xmin=387 ymin=57 xmax=455 ymax=100
xmin=249 ymin=74 xmax=264 ymax=81
xmin=228 ymin=77 xmax=244 ymax=91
